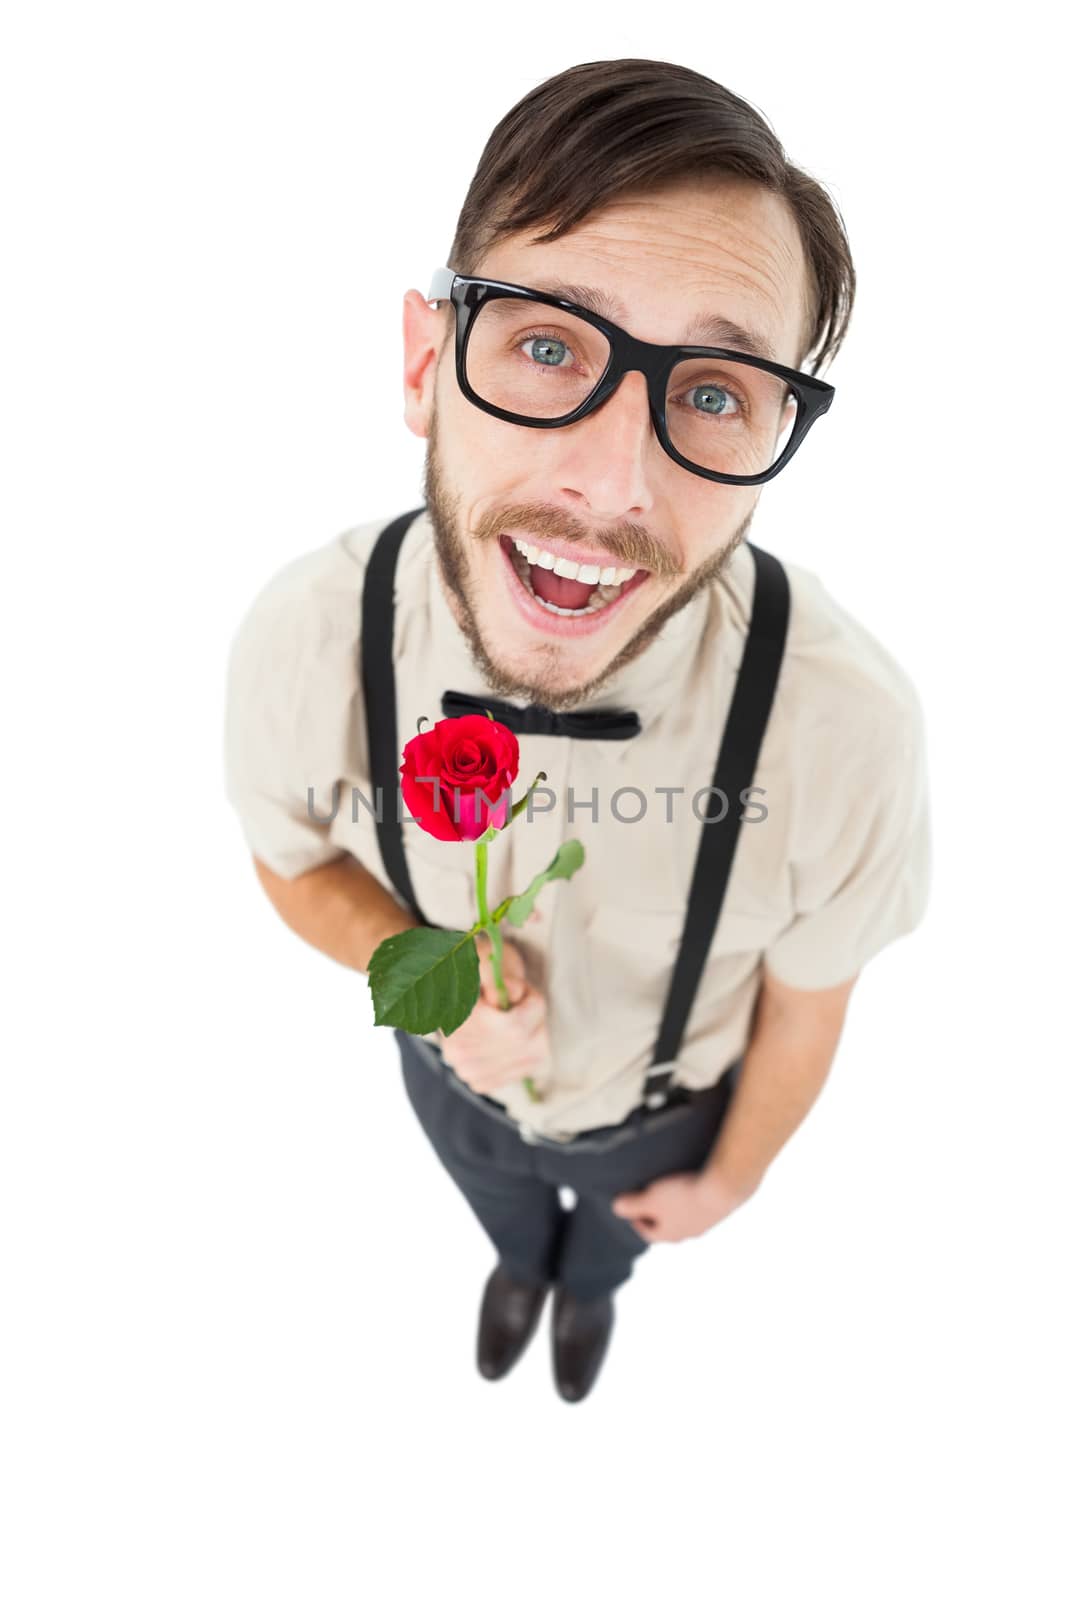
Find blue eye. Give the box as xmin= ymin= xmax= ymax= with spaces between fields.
xmin=691 ymin=384 xmax=735 ymax=415
xmin=524 ymin=334 xmax=570 ymax=367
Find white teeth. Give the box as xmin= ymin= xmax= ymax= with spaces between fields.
xmin=507 ymin=539 xmax=628 ymax=614
xmin=535 ymin=594 xmax=602 ymax=616
xmin=513 ymin=537 xmax=638 ymax=587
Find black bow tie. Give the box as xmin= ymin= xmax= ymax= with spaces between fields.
xmin=439 ymin=688 xmax=641 ymax=740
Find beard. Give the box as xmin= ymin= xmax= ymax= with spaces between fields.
xmin=420 ymin=406 xmax=755 ymax=714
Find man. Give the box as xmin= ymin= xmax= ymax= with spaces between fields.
xmin=224 ymin=60 xmax=931 ymax=1404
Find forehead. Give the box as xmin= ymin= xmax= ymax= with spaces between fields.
xmin=479 ymin=179 xmax=810 ymax=367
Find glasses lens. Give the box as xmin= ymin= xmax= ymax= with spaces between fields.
xmin=465 ymin=297 xmax=611 ymax=420
xmin=667 ymin=356 xmax=799 ymax=478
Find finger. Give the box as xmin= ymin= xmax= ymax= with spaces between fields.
xmin=484 ymin=976 xmax=527 ymax=1007
xmin=474 ymin=932 xmax=525 ymax=971
xmin=478 ymin=959 xmax=527 ymax=1006
xmin=482 ymin=1050 xmax=551 ymax=1089
xmin=487 ymin=1051 xmax=552 ymax=1091
xmin=475 ymin=938 xmax=529 ymax=1002
xmin=480 ymin=992 xmax=547 ymax=1039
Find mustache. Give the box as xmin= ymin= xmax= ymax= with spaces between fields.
xmin=471 ymin=503 xmax=682 ymax=578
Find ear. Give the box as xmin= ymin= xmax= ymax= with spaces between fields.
xmin=402 ymin=289 xmax=446 ymax=440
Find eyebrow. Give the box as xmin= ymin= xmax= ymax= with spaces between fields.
xmin=526 ymin=277 xmax=780 ymax=364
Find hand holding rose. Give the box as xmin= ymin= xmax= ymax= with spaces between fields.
xmin=367 ymin=710 xmax=584 ymax=1105
xmin=438 ymin=932 xmax=552 ymax=1096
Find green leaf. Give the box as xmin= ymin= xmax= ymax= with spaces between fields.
xmin=367 ymin=927 xmax=480 ymax=1036
xmin=505 ymin=839 xmax=586 ymax=927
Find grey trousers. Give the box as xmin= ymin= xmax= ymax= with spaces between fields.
xmin=395 ymin=1029 xmax=739 ymax=1301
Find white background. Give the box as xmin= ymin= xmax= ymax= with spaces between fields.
xmin=3 ymin=4 xmax=1064 ymax=1596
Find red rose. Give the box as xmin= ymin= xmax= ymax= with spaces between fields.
xmin=400 ymin=714 xmax=520 ymax=842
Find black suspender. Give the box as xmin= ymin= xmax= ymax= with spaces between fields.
xmin=360 ymin=505 xmax=430 ymax=929
xmin=643 ymin=538 xmax=789 ymax=1105
xmin=360 ymin=505 xmax=790 ymax=1113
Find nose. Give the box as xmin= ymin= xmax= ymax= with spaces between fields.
xmin=554 ymin=368 xmax=657 ymax=521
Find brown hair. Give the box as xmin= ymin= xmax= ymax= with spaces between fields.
xmin=445 ymin=59 xmax=855 ymax=376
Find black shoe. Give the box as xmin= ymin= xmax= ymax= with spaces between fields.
xmin=551 ymin=1285 xmax=615 ymax=1403
xmin=476 ymin=1263 xmax=550 ymax=1381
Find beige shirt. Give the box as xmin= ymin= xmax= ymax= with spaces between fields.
xmin=224 ymin=508 xmax=932 ymax=1137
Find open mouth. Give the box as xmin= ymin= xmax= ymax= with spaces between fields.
xmin=498 ymin=533 xmax=649 ymax=625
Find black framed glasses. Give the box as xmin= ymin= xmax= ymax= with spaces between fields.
xmin=427 ymin=267 xmax=835 ymax=487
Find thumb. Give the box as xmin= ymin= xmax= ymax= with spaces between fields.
xmin=483 ymin=969 xmax=527 ymax=1006
xmin=611 ymin=1190 xmax=647 ymax=1216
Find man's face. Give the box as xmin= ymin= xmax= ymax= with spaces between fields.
xmin=402 ymin=177 xmax=810 ymax=712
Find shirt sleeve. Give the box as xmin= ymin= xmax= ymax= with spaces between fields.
xmin=223 ymin=553 xmax=359 ymax=881
xmin=761 ymin=696 xmax=933 ymax=990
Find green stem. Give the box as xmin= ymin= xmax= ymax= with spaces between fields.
xmin=474 ymin=838 xmax=541 ymax=1104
